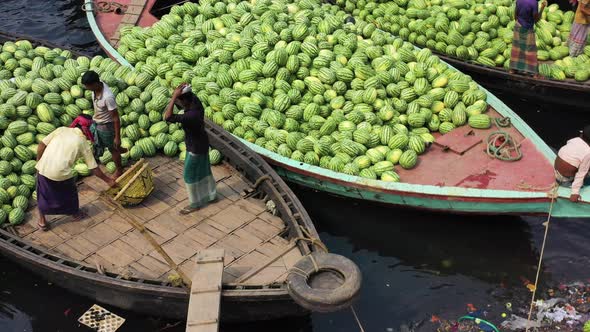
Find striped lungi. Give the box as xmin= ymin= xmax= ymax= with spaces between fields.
xmin=510 ymin=24 xmax=538 ymax=74
xmin=184 ymin=152 xmax=216 ymax=209
xmin=568 ymin=22 xmax=590 ymax=57
xmin=36 ymin=174 xmax=79 ymax=215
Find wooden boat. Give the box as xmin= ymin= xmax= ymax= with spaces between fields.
xmin=0 ymin=32 xmax=337 ymax=320
xmin=84 ymin=0 xmax=590 ymax=218
xmin=434 ymin=53 xmax=590 ymax=111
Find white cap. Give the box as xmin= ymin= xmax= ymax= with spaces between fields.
xmin=180 ymin=84 xmax=192 ymax=95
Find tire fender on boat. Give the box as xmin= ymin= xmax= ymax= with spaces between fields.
xmin=287 ymin=252 xmax=361 ymax=312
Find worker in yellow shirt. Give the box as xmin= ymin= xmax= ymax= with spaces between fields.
xmin=35 ymin=116 xmax=115 ymax=231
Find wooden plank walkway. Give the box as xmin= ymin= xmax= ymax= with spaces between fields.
xmin=16 ymin=156 xmax=303 ymax=286
xmin=186 ymin=249 xmax=224 ymax=332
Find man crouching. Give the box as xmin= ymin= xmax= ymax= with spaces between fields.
xmin=35 ymin=119 xmax=115 ymax=231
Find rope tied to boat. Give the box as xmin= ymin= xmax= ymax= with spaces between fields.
xmin=525 ymin=184 xmax=559 ymax=332
xmin=495 ymin=116 xmax=512 ymax=128
xmin=294 ymin=225 xmax=329 ymax=253
xmin=486 ymin=131 xmax=523 ymax=161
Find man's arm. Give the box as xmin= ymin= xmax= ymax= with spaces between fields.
xmin=80 ymin=142 xmax=115 ymax=187
xmin=92 ymin=167 xmax=116 ymax=187
xmin=105 ymin=95 xmax=121 ymax=149
xmin=580 ymin=1 xmax=590 ymax=15
xmin=163 ymin=96 xmax=176 ymax=121
xmin=112 ymin=109 xmax=121 ymax=149
xmin=570 ymin=155 xmax=590 ymax=202
xmin=534 ymin=1 xmax=547 ymax=22
xmin=164 ymin=83 xmax=189 ymax=121
xmin=36 ymin=142 xmax=47 ymax=162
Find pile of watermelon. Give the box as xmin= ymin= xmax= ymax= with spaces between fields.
xmin=336 ymin=0 xmax=590 ymax=82
xmin=0 ymin=40 xmax=223 ymax=226
xmin=115 ymin=0 xmax=493 ymax=184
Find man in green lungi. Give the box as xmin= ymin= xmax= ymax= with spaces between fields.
xmin=82 ymin=71 xmax=125 ymax=177
xmin=164 ymin=83 xmax=216 ymax=215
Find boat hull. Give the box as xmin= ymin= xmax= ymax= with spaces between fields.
xmin=0 ymin=229 xmax=306 ymax=321
xmin=268 ymin=157 xmax=549 ymax=215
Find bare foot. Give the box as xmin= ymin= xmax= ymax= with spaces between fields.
xmin=179 ymin=205 xmax=200 ymax=215
xmin=72 ymin=208 xmax=88 ymax=221
xmin=37 ymin=222 xmax=49 ymax=231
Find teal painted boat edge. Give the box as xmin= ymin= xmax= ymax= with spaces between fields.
xmin=83 ymin=0 xmax=132 ymax=68
xmin=85 ymin=7 xmax=590 ymax=217
xmin=275 ymin=164 xmax=552 ymax=215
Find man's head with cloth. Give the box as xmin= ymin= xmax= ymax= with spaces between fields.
xmin=174 ymin=84 xmax=197 ymax=110
xmin=70 ymin=115 xmax=94 ymax=142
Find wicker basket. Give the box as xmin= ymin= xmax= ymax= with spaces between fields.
xmin=106 ymin=158 xmax=154 ymax=206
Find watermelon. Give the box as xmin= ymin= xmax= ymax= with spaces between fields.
xmin=468 ymin=114 xmax=492 ymax=129
xmin=399 ymin=150 xmax=418 ymax=169
xmin=8 ymin=207 xmax=25 ymax=225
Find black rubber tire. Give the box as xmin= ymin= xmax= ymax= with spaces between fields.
xmin=287 ymin=253 xmax=362 ymax=313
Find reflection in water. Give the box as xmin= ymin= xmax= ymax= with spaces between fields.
xmin=0 ymin=0 xmax=101 ymax=54
xmin=299 ymin=187 xmax=538 ymax=284
xmin=0 ymin=303 xmax=32 ymax=332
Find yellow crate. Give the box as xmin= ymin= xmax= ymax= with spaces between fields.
xmin=106 ymin=158 xmax=154 ymax=206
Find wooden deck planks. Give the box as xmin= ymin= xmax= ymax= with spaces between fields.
xmin=15 ymin=157 xmax=298 ymax=285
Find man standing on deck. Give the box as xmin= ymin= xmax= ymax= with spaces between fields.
xmin=555 ymin=126 xmax=590 ymax=202
xmin=509 ymin=0 xmax=547 ymax=78
xmin=82 ymin=71 xmax=125 ymax=178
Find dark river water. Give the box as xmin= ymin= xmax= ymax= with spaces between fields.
xmin=0 ymin=1 xmax=589 ymax=332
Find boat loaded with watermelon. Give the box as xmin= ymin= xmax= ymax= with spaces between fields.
xmin=335 ymin=0 xmax=590 ymax=108
xmin=84 ymin=0 xmax=590 ymax=217
xmin=0 ymin=32 xmax=365 ymax=320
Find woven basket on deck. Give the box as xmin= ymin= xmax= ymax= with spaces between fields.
xmin=106 ymin=158 xmax=154 ymax=206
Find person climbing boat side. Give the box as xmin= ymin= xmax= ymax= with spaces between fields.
xmin=568 ymin=0 xmax=590 ymax=57
xmin=510 ymin=0 xmax=547 ymax=78
xmin=555 ymin=126 xmax=590 ymax=202
xmin=35 ymin=123 xmax=115 ymax=231
xmin=81 ymin=71 xmax=125 ymax=178
xmin=164 ymin=83 xmax=216 ymax=215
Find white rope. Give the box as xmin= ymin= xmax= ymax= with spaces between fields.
xmin=351 ymin=305 xmax=366 ymax=332
xmin=525 ymin=185 xmax=558 ymax=331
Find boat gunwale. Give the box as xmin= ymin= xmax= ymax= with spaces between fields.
xmin=0 ymin=226 xmax=290 ymax=299
xmin=85 ymin=0 xmax=585 ymax=207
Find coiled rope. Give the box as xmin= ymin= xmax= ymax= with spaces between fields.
xmin=525 ymin=184 xmax=559 ymax=332
xmin=486 ymin=117 xmax=522 ymax=162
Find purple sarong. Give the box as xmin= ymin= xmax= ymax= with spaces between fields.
xmin=36 ymin=174 xmax=79 ymax=215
